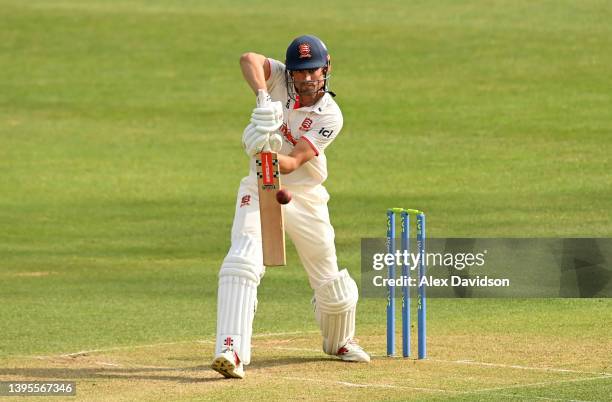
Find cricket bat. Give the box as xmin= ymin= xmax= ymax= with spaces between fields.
xmin=255 ymin=147 xmax=286 ymax=266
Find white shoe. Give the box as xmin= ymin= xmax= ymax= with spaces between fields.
xmin=211 ymin=348 xmax=245 ymax=379
xmin=335 ymin=339 xmax=371 ymax=363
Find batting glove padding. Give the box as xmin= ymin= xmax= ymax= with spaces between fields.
xmin=250 ymin=101 xmax=284 ymax=133
xmin=268 ymin=132 xmax=283 ymax=152
xmin=242 ymin=123 xmax=270 ymax=157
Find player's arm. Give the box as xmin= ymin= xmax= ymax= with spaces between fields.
xmin=277 ymin=139 xmax=317 ymax=174
xmin=240 ymin=52 xmax=272 ymax=94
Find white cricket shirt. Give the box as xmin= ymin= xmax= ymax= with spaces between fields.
xmin=248 ymin=58 xmax=343 ymax=188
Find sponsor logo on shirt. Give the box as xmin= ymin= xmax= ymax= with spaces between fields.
xmin=318 ymin=127 xmax=334 ymax=138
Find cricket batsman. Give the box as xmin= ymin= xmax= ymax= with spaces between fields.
xmin=212 ymin=34 xmax=370 ymax=379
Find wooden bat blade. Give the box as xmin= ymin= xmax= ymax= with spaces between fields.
xmin=256 ymin=151 xmax=286 ymax=266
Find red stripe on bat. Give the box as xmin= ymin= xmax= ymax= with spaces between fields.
xmin=261 ymin=152 xmax=274 ymax=185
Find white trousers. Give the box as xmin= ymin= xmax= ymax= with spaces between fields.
xmin=215 ymin=176 xmax=344 ymax=364
xmin=230 ymin=176 xmax=340 ymax=288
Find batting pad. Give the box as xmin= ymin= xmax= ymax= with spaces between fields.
xmin=313 ymin=269 xmax=359 ymax=355
xmin=215 ymin=255 xmax=260 ymax=365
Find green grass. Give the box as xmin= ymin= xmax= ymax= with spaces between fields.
xmin=1 ymin=0 xmax=611 ymax=400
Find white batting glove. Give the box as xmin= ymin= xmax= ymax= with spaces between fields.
xmin=252 ymin=89 xmax=283 ymax=133
xmin=251 ymin=101 xmax=283 ymax=133
xmin=256 ymin=89 xmax=273 ymax=108
xmin=242 ymin=123 xmax=269 ymax=157
xmin=268 ymin=132 xmax=283 ymax=152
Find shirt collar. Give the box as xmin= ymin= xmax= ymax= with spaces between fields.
xmin=293 ymin=93 xmax=331 ymax=114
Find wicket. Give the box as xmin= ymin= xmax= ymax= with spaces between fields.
xmin=386 ymin=208 xmax=426 ymax=359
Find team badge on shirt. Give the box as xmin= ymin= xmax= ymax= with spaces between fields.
xmin=240 ymin=195 xmax=251 ymax=207
xmin=298 ymin=43 xmax=312 ymax=58
xmin=299 ymin=118 xmax=313 ymax=131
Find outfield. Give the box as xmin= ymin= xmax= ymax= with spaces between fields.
xmin=1 ymin=0 xmax=611 ymax=400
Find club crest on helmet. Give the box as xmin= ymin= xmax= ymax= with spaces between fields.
xmin=298 ymin=43 xmax=312 ymax=59
xmin=285 ymin=34 xmax=329 ymax=71
xmin=284 ymin=34 xmax=335 ymax=102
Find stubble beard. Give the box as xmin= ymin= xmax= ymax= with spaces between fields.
xmin=295 ymin=81 xmax=324 ymax=105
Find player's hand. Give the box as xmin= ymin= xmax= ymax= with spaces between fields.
xmin=242 ymin=123 xmax=269 ymax=157
xmin=250 ymin=101 xmax=283 ymax=133
xmin=268 ymin=132 xmax=283 ymax=152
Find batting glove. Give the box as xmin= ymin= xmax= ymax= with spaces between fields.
xmin=268 ymin=132 xmax=283 ymax=152
xmin=242 ymin=123 xmax=270 ymax=157
xmin=250 ymin=101 xmax=283 ymax=133
xmin=256 ymin=89 xmax=273 ymax=108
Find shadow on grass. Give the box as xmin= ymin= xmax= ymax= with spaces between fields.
xmin=0 ymin=356 xmax=334 ymax=383
xmin=249 ymin=356 xmax=335 ymax=370
xmin=0 ymin=367 xmax=223 ymax=383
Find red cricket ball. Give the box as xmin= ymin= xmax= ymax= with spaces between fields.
xmin=276 ymin=189 xmax=292 ymax=205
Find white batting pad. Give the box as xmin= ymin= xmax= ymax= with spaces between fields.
xmin=313 ymin=269 xmax=359 ymax=355
xmin=215 ymin=237 xmax=262 ymax=366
